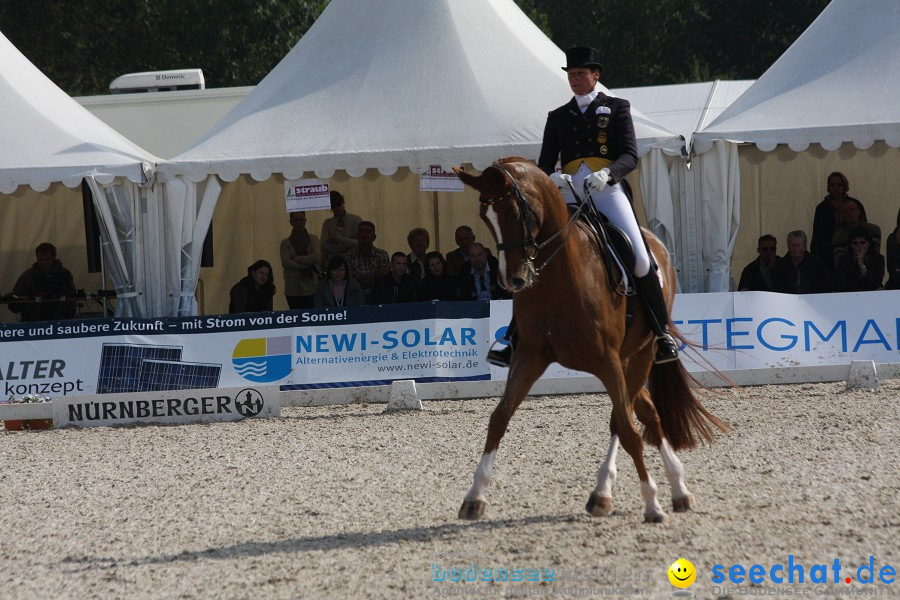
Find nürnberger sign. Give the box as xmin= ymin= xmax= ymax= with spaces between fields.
xmin=52 ymin=386 xmax=280 ymax=428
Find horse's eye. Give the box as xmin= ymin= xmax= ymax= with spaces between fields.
xmin=507 ymin=210 xmax=517 ymax=223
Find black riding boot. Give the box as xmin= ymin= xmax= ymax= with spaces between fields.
xmin=487 ymin=317 xmax=517 ymax=367
xmin=633 ymin=272 xmax=679 ymax=364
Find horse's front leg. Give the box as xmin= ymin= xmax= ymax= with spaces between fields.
xmin=459 ymin=353 xmax=547 ymax=520
xmin=585 ymin=428 xmax=618 ymax=517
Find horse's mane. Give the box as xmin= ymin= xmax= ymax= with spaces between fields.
xmin=495 ymin=156 xmax=532 ymax=166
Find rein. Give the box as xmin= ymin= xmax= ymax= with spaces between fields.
xmin=479 ymin=164 xmax=583 ymax=276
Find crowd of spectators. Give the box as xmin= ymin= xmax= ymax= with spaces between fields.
xmin=9 ymin=171 xmax=899 ymax=324
xmin=227 ymin=191 xmax=511 ymax=313
xmin=738 ymin=172 xmax=895 ymax=294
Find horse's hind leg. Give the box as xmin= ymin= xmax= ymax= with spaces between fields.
xmin=633 ymin=388 xmax=695 ymax=512
xmin=459 ymin=354 xmax=548 ymax=520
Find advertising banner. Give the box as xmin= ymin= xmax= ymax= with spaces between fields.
xmin=284 ymin=178 xmax=331 ymax=212
xmin=487 ymin=291 xmax=900 ymax=378
xmin=52 ymin=385 xmax=281 ymax=428
xmin=2 ymin=292 xmax=899 ymax=400
xmin=0 ymin=302 xmax=490 ymax=400
xmin=419 ymin=165 xmax=466 ymax=192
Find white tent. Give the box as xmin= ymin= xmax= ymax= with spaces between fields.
xmin=694 ymin=0 xmax=900 ymax=153
xmin=616 ymin=81 xmax=754 ymax=151
xmin=693 ymin=0 xmax=900 ymax=283
xmin=614 ymin=81 xmax=754 ymax=292
xmin=159 ymin=0 xmax=684 ymax=316
xmin=1 ymin=31 xmax=163 ymax=317
xmin=163 ymin=0 xmax=682 ymax=181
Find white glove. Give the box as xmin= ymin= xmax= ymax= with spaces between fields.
xmin=549 ymin=172 xmax=572 ymax=189
xmin=586 ymin=168 xmax=611 ymax=192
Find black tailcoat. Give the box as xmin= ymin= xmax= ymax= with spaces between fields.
xmin=537 ymin=93 xmax=638 ymax=184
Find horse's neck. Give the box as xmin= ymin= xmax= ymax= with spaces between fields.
xmin=538 ymin=205 xmax=595 ymax=273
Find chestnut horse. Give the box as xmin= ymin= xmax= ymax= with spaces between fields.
xmin=454 ymin=158 xmax=728 ymax=523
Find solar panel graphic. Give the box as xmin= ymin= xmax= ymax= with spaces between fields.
xmin=96 ymin=344 xmax=182 ymax=393
xmin=137 ymin=360 xmax=222 ymax=392
xmin=96 ymin=344 xmax=223 ymax=393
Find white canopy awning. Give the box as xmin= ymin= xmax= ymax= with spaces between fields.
xmin=0 ymin=31 xmax=159 ymax=194
xmin=614 ymin=80 xmax=754 ymax=151
xmin=162 ymin=0 xmax=682 ymax=183
xmin=694 ymin=0 xmax=900 ymax=153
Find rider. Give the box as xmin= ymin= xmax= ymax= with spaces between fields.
xmin=486 ymin=46 xmax=679 ymax=367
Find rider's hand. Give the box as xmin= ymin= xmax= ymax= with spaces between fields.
xmin=586 ymin=168 xmax=611 ymax=192
xmin=549 ymin=172 xmax=572 ymax=189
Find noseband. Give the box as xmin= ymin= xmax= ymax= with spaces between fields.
xmin=478 ymin=164 xmax=583 ymax=277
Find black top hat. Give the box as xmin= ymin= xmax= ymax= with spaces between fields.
xmin=562 ymin=46 xmax=603 ymax=72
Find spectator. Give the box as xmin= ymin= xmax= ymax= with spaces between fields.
xmin=456 ymin=242 xmax=510 ymax=300
xmin=885 ymin=208 xmax=900 ymax=290
xmin=371 ymin=252 xmax=417 ymax=304
xmin=406 ymin=227 xmax=431 ymax=282
xmin=229 ymin=260 xmax=275 ymax=313
xmin=835 ymin=227 xmax=884 ymax=292
xmin=738 ymin=234 xmax=781 ymax=292
xmin=320 ymin=190 xmax=362 ymax=269
xmin=8 ymin=242 xmax=77 ymax=322
xmin=773 ymin=230 xmax=833 ymax=294
xmin=314 ymin=255 xmax=365 ymax=308
xmin=811 ymin=171 xmax=867 ymax=271
xmin=280 ymin=211 xmax=321 ymax=309
xmin=416 ymin=251 xmax=458 ymax=301
xmin=446 ymin=225 xmax=492 ymax=277
xmin=344 ymin=221 xmax=390 ymax=304
xmin=831 ymin=199 xmax=881 ymax=268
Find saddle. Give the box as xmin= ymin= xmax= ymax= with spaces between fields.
xmin=567 ymin=203 xmax=636 ymax=296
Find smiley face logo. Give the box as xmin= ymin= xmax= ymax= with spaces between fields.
xmin=668 ymin=558 xmax=697 ymax=588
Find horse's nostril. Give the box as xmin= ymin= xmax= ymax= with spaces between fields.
xmin=511 ymin=277 xmax=526 ymax=289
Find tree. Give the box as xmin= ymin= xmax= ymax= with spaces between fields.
xmin=515 ymin=0 xmax=830 ymax=87
xmin=0 ymin=0 xmax=831 ymax=95
xmin=0 ymin=0 xmax=329 ymax=95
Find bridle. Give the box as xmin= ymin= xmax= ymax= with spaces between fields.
xmin=478 ymin=164 xmax=583 ymax=277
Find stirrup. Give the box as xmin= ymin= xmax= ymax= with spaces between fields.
xmin=654 ymin=333 xmax=679 ymax=364
xmin=486 ymin=341 xmax=512 ymax=367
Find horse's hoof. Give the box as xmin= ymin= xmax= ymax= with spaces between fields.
xmin=644 ymin=512 xmax=670 ymax=524
xmin=585 ymin=493 xmax=613 ymax=517
xmin=458 ymin=500 xmax=486 ymax=520
xmin=672 ymin=494 xmax=696 ymax=512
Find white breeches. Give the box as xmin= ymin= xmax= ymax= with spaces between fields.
xmin=562 ymin=182 xmax=651 ymax=277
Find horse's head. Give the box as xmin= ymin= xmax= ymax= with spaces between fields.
xmin=454 ymin=158 xmax=561 ymax=293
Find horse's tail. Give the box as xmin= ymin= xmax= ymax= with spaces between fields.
xmin=646 ymin=343 xmax=730 ymax=451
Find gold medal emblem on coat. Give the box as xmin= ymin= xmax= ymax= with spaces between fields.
xmin=600 ymin=145 xmax=608 ymax=155
xmin=598 ymin=116 xmax=609 ymax=128
xmin=597 ymin=133 xmax=607 ymax=144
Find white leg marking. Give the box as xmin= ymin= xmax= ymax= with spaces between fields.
xmin=484 ymin=207 xmax=508 ymax=286
xmin=641 ymin=477 xmax=665 ymax=521
xmin=594 ymin=434 xmax=619 ymax=497
xmin=464 ymin=450 xmax=496 ymax=502
xmin=659 ymin=438 xmax=691 ymax=500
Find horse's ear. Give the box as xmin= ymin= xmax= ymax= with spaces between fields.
xmin=453 ymin=167 xmax=481 ymax=191
xmin=455 ymin=166 xmax=508 ymax=197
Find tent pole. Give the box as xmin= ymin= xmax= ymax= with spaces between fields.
xmin=99 ymin=238 xmax=108 ymax=318
xmin=432 ymin=191 xmax=440 ymax=252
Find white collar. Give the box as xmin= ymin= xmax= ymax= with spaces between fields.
xmin=575 ymin=90 xmax=598 ymax=112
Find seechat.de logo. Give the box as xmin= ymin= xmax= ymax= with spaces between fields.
xmin=232 ymin=337 xmax=292 ymax=383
